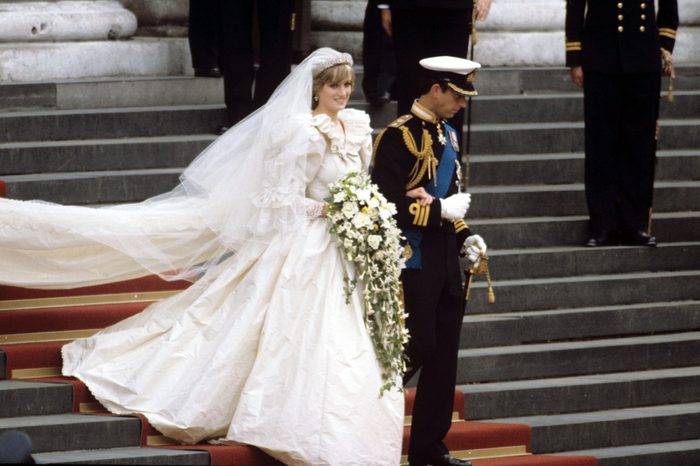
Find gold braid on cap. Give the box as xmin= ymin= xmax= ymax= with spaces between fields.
xmin=402 ymin=127 xmax=437 ymax=190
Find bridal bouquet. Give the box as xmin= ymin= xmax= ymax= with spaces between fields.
xmin=326 ymin=171 xmax=409 ymax=393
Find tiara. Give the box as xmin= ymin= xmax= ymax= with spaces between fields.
xmin=312 ymin=52 xmax=354 ymax=77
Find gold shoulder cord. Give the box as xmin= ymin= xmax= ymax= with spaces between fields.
xmin=402 ymin=127 xmax=437 ymax=190
xmin=371 ymin=114 xmax=413 ymax=166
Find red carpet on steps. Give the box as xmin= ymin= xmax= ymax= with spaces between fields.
xmin=0 ymin=272 xmax=597 ymax=466
xmin=473 ymin=456 xmax=598 ymax=466
xmin=0 ymin=275 xmax=190 ymax=301
xmin=2 ymin=302 xmax=150 ymax=334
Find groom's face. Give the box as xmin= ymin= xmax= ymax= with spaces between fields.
xmin=434 ymin=87 xmax=467 ymax=120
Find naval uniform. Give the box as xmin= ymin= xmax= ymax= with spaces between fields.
xmin=371 ymin=101 xmax=473 ymax=465
xmin=565 ymin=0 xmax=679 ymax=239
xmin=387 ymin=1 xmax=475 ymax=136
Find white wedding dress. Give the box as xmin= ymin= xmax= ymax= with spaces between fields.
xmin=0 ymin=48 xmax=404 ymax=465
xmin=58 ymin=109 xmax=404 ymax=465
xmin=0 ymin=111 xmax=403 ymax=466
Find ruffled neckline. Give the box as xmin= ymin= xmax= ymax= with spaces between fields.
xmin=310 ymin=109 xmax=372 ymax=158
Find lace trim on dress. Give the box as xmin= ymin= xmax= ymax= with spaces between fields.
xmin=310 ymin=109 xmax=372 ymax=159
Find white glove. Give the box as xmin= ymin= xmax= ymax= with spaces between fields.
xmin=440 ymin=193 xmax=471 ymax=220
xmin=462 ymin=234 xmax=487 ymax=266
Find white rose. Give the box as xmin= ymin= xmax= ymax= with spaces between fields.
xmin=333 ymin=191 xmax=347 ymax=203
xmin=342 ymin=201 xmax=358 ymax=218
xmin=367 ymin=234 xmax=382 ymax=250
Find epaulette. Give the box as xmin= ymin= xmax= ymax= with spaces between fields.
xmin=372 ymin=115 xmax=413 ymax=165
xmin=388 ymin=114 xmax=413 ymax=128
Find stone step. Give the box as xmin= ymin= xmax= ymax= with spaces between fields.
xmin=467 ymin=269 xmax=700 ymax=314
xmin=32 ymin=447 xmax=209 ymax=465
xmin=0 ymin=413 xmax=141 ymax=452
xmin=471 ymin=90 xmax=699 ymax=124
xmin=3 ymin=168 xmax=182 ymax=204
xmin=566 ymin=439 xmax=700 ymax=466
xmin=469 ymin=212 xmax=700 ymax=249
xmin=362 ymin=90 xmax=699 ymax=129
xmin=0 ymin=38 xmax=192 ymax=83
xmin=0 ymin=77 xmax=223 ymax=112
xmin=491 ymin=402 xmax=700 ymax=454
xmin=0 ymin=380 xmax=72 ymax=418
xmin=468 ymin=180 xmax=700 ymax=218
xmin=311 ymin=29 xmax=700 ymax=68
xmin=2 ymin=65 xmax=699 ymax=111
xmin=459 ymin=366 xmax=700 ymax=420
xmin=470 ymin=119 xmax=700 ymax=154
xmin=469 ymin=150 xmax=700 ymax=186
xmin=0 ymin=105 xmax=225 ymax=143
xmin=0 ymin=135 xmax=212 ymax=176
xmin=457 ymin=331 xmax=700 ymax=384
xmin=462 ymin=299 xmax=700 ymax=349
xmin=5 ymin=164 xmax=699 ymax=210
xmin=486 ymin=242 xmax=700 ymax=280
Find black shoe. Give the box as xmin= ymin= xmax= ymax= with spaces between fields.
xmin=194 ymin=67 xmax=222 ymax=78
xmin=585 ymin=230 xmax=612 ymax=247
xmin=621 ymin=230 xmax=657 ymax=247
xmin=429 ymin=454 xmax=472 ymax=466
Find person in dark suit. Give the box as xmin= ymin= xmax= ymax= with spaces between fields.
xmin=362 ymin=0 xmax=396 ymax=106
xmin=565 ymin=0 xmax=679 ymax=247
xmin=380 ymin=0 xmax=492 ymax=136
xmin=188 ymin=0 xmax=295 ymax=131
xmin=371 ymin=56 xmax=487 ymax=466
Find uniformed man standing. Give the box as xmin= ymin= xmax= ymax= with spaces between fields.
xmin=380 ymin=0 xmax=493 ymax=138
xmin=565 ymin=0 xmax=679 ymax=246
xmin=371 ymin=56 xmax=487 ymax=466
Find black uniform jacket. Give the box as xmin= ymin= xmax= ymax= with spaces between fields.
xmin=371 ymin=104 xmax=472 ymax=268
xmin=565 ymin=0 xmax=678 ymax=73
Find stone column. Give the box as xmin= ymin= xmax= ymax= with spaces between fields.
xmin=120 ymin=0 xmax=188 ymax=37
xmin=0 ymin=0 xmax=191 ymax=82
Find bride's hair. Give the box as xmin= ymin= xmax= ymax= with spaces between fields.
xmin=311 ymin=64 xmax=355 ymax=109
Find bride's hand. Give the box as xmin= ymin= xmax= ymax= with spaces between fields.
xmin=406 ymin=187 xmax=434 ymax=206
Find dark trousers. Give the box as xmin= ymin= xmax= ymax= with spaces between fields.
xmin=362 ymin=0 xmax=396 ymax=103
xmin=188 ymin=0 xmax=294 ymax=125
xmin=402 ymin=232 xmax=465 ymax=465
xmin=391 ymin=7 xmax=472 ymax=134
xmin=583 ymin=71 xmax=661 ymax=235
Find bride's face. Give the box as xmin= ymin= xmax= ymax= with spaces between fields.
xmin=316 ymin=79 xmax=353 ymax=115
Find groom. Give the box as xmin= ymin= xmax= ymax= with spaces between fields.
xmin=371 ymin=56 xmax=487 ymax=466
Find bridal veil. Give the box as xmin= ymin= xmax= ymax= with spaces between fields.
xmin=0 ymin=48 xmax=353 ymax=288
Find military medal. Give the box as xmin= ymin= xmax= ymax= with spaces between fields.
xmin=449 ymin=130 xmax=459 ymax=152
xmin=436 ymin=124 xmax=446 ymax=145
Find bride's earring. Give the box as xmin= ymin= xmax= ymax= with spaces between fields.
xmin=313 ymin=95 xmax=319 ymax=102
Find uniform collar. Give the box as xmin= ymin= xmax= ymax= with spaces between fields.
xmin=411 ymin=100 xmax=439 ymax=124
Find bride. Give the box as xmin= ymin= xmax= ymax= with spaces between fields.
xmin=0 ymin=48 xmax=404 ymax=465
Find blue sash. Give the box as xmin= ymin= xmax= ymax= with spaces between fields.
xmin=404 ymin=124 xmax=458 ymax=269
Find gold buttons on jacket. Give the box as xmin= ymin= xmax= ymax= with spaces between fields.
xmin=617 ymin=2 xmax=623 ymax=9
xmin=640 ymin=2 xmax=646 ymax=8
xmin=640 ymin=26 xmax=646 ymax=32
xmin=618 ymin=14 xmax=624 ymax=20
xmin=641 ymin=14 xmax=646 ymax=20
xmin=618 ymin=25 xmax=624 ymax=32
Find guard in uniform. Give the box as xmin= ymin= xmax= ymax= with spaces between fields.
xmin=565 ymin=0 xmax=679 ymax=246
xmin=371 ymin=56 xmax=487 ymax=466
